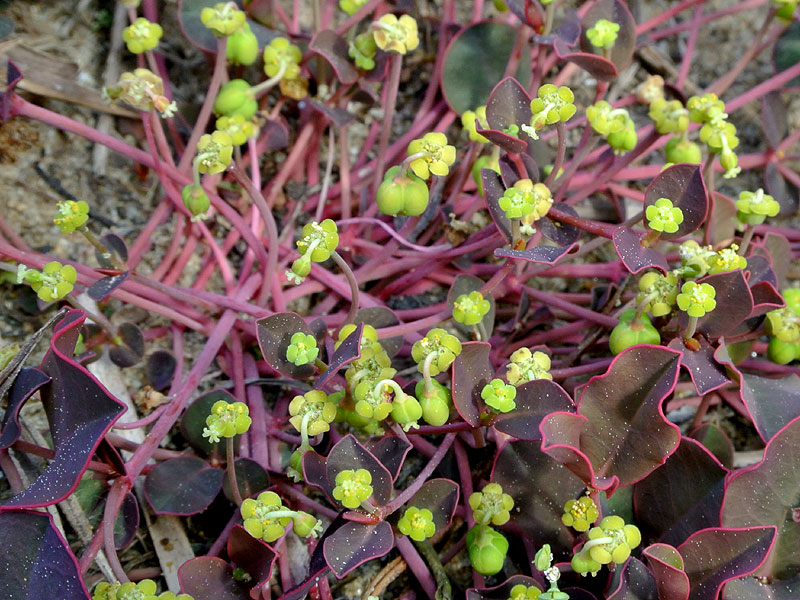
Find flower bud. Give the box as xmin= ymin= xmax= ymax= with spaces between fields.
xmin=182 ymin=184 xmax=210 ymax=220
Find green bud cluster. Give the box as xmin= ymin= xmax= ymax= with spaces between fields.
xmin=17 ymin=262 xmax=77 ymax=302
xmin=505 ymin=348 xmax=552 ymax=386
xmin=93 ymin=579 xmax=193 ymax=600
xmin=687 ymin=93 xmax=726 ymax=124
xmin=201 ymin=2 xmax=246 ymax=37
xmin=214 ymin=79 xmax=258 ymax=120
xmin=216 ymin=114 xmax=255 ymax=146
xmin=586 ymin=19 xmax=620 ymax=50
xmin=665 ymin=136 xmax=702 ymax=164
xmin=469 ymin=482 xmax=514 ymax=526
xmin=122 ymin=18 xmax=162 ymax=54
xmin=349 ymin=32 xmax=378 ymax=70
xmin=698 ymin=109 xmax=740 ymax=179
xmin=466 ymin=524 xmax=509 ymax=576
xmin=509 ymin=583 xmax=542 ymax=600
xmin=287 ymin=219 xmax=339 ymax=284
xmin=376 ymin=166 xmax=430 ymax=217
xmin=609 ymin=309 xmax=661 ymax=354
xmin=767 ymin=290 xmax=800 ymax=364
xmin=411 ymin=328 xmax=463 ymax=376
xmin=736 ymin=188 xmax=780 ymax=225
xmin=182 ymin=184 xmax=210 ymax=221
xmin=649 ymin=98 xmax=689 ymax=134
xmin=561 ymin=495 xmax=599 ymax=532
xmin=202 ymin=400 xmax=252 ymax=443
xmin=586 ymin=101 xmax=637 ymax=154
xmin=571 ymin=516 xmax=641 ymax=576
xmin=226 ymin=22 xmax=259 ymax=65
xmin=414 ymin=379 xmax=452 ymax=426
xmin=636 ymin=271 xmax=679 ymax=317
xmin=241 ymin=490 xmax=322 ymax=542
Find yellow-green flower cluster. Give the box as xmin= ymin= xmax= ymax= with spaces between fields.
xmin=264 ymin=37 xmax=303 ymax=81
xmin=649 ymin=98 xmax=689 ymax=135
xmin=561 ymin=496 xmax=599 ymax=532
xmin=676 ymin=281 xmax=716 ymax=318
xmin=529 ymin=84 xmax=577 ymax=132
xmin=333 ymin=468 xmax=373 ymax=509
xmin=287 ymin=220 xmax=339 ymax=284
xmin=201 ymin=2 xmax=246 ymax=37
xmin=195 ymin=130 xmax=233 ymax=175
xmin=349 ymin=32 xmax=378 ymax=70
xmin=216 ymin=114 xmax=255 ymax=146
xmin=469 ymin=482 xmax=514 ymax=526
xmin=586 ymin=19 xmax=619 ymax=50
xmin=505 ymin=348 xmax=552 ymax=386
xmin=397 ymin=506 xmax=436 ymax=541
xmin=636 ymin=271 xmax=679 ymax=317
xmin=104 ymin=68 xmax=176 ymax=117
xmin=774 ymin=0 xmax=799 ymax=21
xmin=340 ymin=0 xmax=368 ymax=16
xmin=286 ymin=332 xmax=319 ymax=366
xmin=122 ymin=18 xmax=163 ymax=54
xmin=736 ymin=188 xmax=779 ymax=225
xmin=202 ymin=400 xmax=251 ymax=444
xmin=54 ymin=200 xmax=89 ymax=234
xmin=687 ymin=93 xmax=726 ymax=124
xmin=573 ymin=516 xmax=641 ymax=573
xmin=708 ymin=245 xmax=746 ymax=274
xmin=698 ymin=112 xmax=740 ymax=179
xmin=407 ymin=132 xmax=457 ymax=179
xmin=767 ymin=305 xmax=800 ymax=344
xmin=289 ymin=390 xmax=336 ymax=437
xmin=372 ymin=14 xmax=419 ymax=55
xmin=93 ymin=579 xmax=193 ymax=600
xmin=587 ymin=101 xmax=637 ymax=154
xmin=645 ymin=198 xmax=684 ymax=234
xmin=481 ymin=379 xmax=516 ymax=413
xmin=461 ymin=106 xmax=489 ymax=143
xmin=17 ymin=262 xmax=77 ymax=302
xmin=499 ymin=179 xmax=552 ymax=221
xmin=509 ymin=584 xmax=541 ymax=600
xmin=453 ymin=291 xmax=490 ymax=326
xmin=241 ymin=490 xmax=322 ymax=542
xmin=226 ymin=22 xmax=259 ymax=65
xmin=411 ymin=328 xmax=463 ymax=376
xmin=679 ymin=240 xmax=716 ymax=279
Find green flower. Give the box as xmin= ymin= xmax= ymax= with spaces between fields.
xmin=411 ymin=328 xmax=462 ymax=376
xmin=529 ymin=84 xmax=576 ymax=131
xmin=699 ymin=117 xmax=740 ymax=178
xmin=264 ymin=37 xmax=303 ymax=81
xmin=241 ymin=491 xmax=291 ymax=542
xmin=344 ymin=343 xmax=395 ymax=390
xmin=676 ymin=281 xmax=717 ymax=318
xmin=391 ymin=392 xmax=423 ymax=431
xmin=104 ymin=68 xmax=176 ymax=117
xmin=768 ymin=337 xmax=800 ymax=365
xmin=332 ymin=468 xmax=373 ymax=509
xmin=286 ymin=332 xmax=319 ymax=366
xmin=122 ymin=18 xmax=162 ymax=54
xmin=509 ymin=584 xmax=542 ymax=600
xmin=340 ymin=0 xmax=368 ymax=16
xmin=201 ymin=2 xmax=246 ymax=37
xmin=766 ymin=306 xmax=800 ymax=343
xmin=376 ymin=166 xmax=430 ymax=217
xmin=586 ymin=101 xmax=629 ymax=136
xmin=609 ymin=309 xmax=661 ymax=355
xmin=584 ymin=516 xmax=641 ymax=565
xmin=226 ymin=23 xmax=259 ymax=65
xmin=397 ymin=506 xmax=436 ymax=541
xmin=466 ymin=524 xmax=509 ymax=576
xmin=54 ymin=200 xmax=89 ymax=234
xmin=289 ymin=390 xmax=336 ymax=436
xmin=774 ymin=0 xmax=799 ymax=21
xmin=636 ymin=271 xmax=679 ymax=317
xmin=736 ymin=188 xmax=779 ymax=225
xmin=461 ymin=106 xmax=489 ymax=143
xmin=586 ymin=19 xmax=620 ymax=50
xmin=534 ymin=544 xmax=553 ymax=572
xmin=202 ymin=400 xmax=251 ymax=443
xmin=606 ymin=117 xmax=637 ymax=155
xmin=349 ymin=32 xmax=377 ymax=70
xmin=415 ymin=379 xmax=452 ymax=427
xmin=182 ymin=184 xmax=210 ymax=221
xmin=371 ymin=14 xmax=419 ymax=55
xmin=17 ymin=261 xmax=77 ymax=302
xmin=571 ymin=551 xmax=602 ymax=577
xmin=469 ymin=482 xmax=514 ymax=526
xmin=687 ymin=93 xmax=726 ymax=124
xmin=648 ymin=98 xmax=689 ymax=134
xmin=337 ymin=323 xmax=379 ymax=351
xmin=92 ymin=579 xmax=194 ymax=600
xmin=353 ymin=379 xmax=398 ymax=421
xmin=561 ymin=496 xmax=599 ymax=532
xmin=213 ymin=79 xmax=257 ymax=119
xmin=292 ymin=511 xmax=323 ymax=538
xmin=505 ymin=348 xmax=551 ymax=386
xmin=665 ymin=136 xmax=702 ymax=164
xmin=216 ymin=114 xmax=255 ymax=146
xmin=708 ymin=245 xmax=747 ymax=274
xmin=498 ymin=179 xmax=552 ymax=221
xmin=407 ymin=132 xmax=457 ymax=179
xmin=196 ymin=130 xmax=233 ymax=175
xmin=481 ymin=379 xmax=517 ymax=413
xmin=297 ymin=219 xmax=339 ymax=262
xmin=453 ymin=291 xmax=491 ymax=326
xmin=646 ymin=197 xmax=684 ymax=233
xmin=679 ymin=241 xmax=715 ymax=279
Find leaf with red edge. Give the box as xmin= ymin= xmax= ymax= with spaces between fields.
xmin=667 ymin=337 xmax=729 ymax=396
xmin=451 ymin=341 xmax=493 ymax=427
xmin=227 ymin=525 xmax=277 ymax=600
xmin=256 ymin=312 xmax=316 ymax=379
xmin=633 ymin=437 xmax=727 ymax=547
xmin=115 ymin=491 xmax=140 ymax=550
xmin=0 ymin=367 xmax=49 ymax=450
xmin=762 ymin=233 xmax=792 ymax=287
xmin=539 ymin=204 xmax=581 ymax=247
xmin=580 ymin=0 xmax=637 ymax=71
xmin=467 ymin=575 xmax=543 ymax=600
xmin=178 ymin=556 xmax=251 ymax=600
xmin=503 ymin=0 xmax=544 ymax=30
xmin=746 ymin=254 xmax=778 ymax=288
xmin=144 ymin=456 xmax=223 ymax=515
xmin=316 ymin=323 xmax=362 ymax=389
xmin=678 ymin=526 xmax=776 ymax=600
xmin=493 ymin=379 xmax=574 ymax=441
xmin=325 ymin=434 xmax=393 ymax=507
xmin=643 ymin=543 xmax=690 ymax=600
xmin=644 ymin=164 xmax=708 ymax=239
xmin=723 ymin=574 xmax=800 ymax=599
xmin=178 ymin=0 xmax=277 ymax=53
xmin=475 ymin=127 xmax=529 ymax=154
xmin=483 ymin=168 xmax=512 ymax=242
xmin=404 ymin=478 xmax=459 ymax=532
xmin=495 ymin=242 xmax=579 ymax=266
xmin=323 ymin=520 xmax=394 ymax=578
xmin=309 ymin=30 xmax=357 ymax=85
xmin=721 ymin=416 xmax=800 ymax=579
xmin=308 ymin=101 xmax=355 ymax=127
xmin=557 ymin=51 xmax=618 ymax=81
xmin=540 ymin=346 xmax=681 ymax=495
xmin=690 ymin=423 xmax=734 ymax=469
xmin=491 ymin=440 xmax=585 ymax=554
xmin=714 ymin=344 xmax=800 ymax=443
xmin=761 ymin=92 xmax=788 ymax=150
xmin=705 ymin=192 xmax=737 ymax=246
xmin=3 ymin=311 xmax=125 ymax=509
xmin=535 ymin=11 xmax=581 ymax=49
xmin=302 ymin=449 xmax=331 ymax=499
xmin=0 ymin=510 xmax=90 ymax=599
xmin=613 ymin=227 xmax=669 ymax=275
xmin=695 ymin=271 xmax=753 ymax=338
xmin=764 ymin=161 xmax=799 ymax=215
xmin=367 ymin=436 xmax=411 ymax=482
xmin=750 ymin=280 xmax=784 ymax=319
xmin=480 ymin=77 xmax=532 ymax=154
xmin=607 ymin=557 xmax=659 ymax=600
xmin=448 ymin=275 xmax=495 ymax=339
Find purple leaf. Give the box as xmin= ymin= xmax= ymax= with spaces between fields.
xmin=689 ymin=423 xmax=734 ymax=469
xmin=723 ymin=574 xmax=800 ymax=599
xmin=0 ymin=510 xmax=89 ymax=599
xmin=302 ymin=449 xmax=331 ymax=499
xmin=3 ymin=311 xmax=126 ymax=509
xmin=613 ymin=227 xmax=669 ymax=274
xmin=678 ymin=526 xmax=776 ymax=600
xmin=316 ymin=323 xmax=362 ymax=389
xmin=307 ymin=100 xmax=356 ymax=127
xmin=367 ymin=436 xmax=412 ymax=481
xmin=451 ymin=342 xmax=493 ymax=427
xmin=607 ymin=557 xmax=659 ymax=600
xmin=745 ymin=254 xmax=778 ymax=288
xmin=475 ymin=127 xmax=529 ymax=154
xmin=557 ymin=51 xmax=618 ymax=81
xmin=749 ymin=281 xmax=784 ymax=319
xmin=714 ymin=344 xmax=800 ymax=442
xmin=705 ymin=192 xmax=737 ymax=246
xmin=485 ymin=77 xmax=532 ymax=136
xmin=325 ymin=435 xmax=393 ymax=506
xmin=534 ymin=11 xmax=581 ymax=48
xmin=405 ymin=478 xmax=460 ymax=532
xmin=491 ymin=440 xmax=585 ymax=554
xmin=467 ymin=575 xmax=543 ymax=600
xmin=222 ymin=458 xmax=270 ymax=503
xmin=667 ymin=337 xmax=729 ymax=396
xmin=146 ymin=349 xmax=177 ymax=391
xmin=721 ymin=416 xmax=800 ymax=579
xmin=762 ymin=233 xmax=792 ymax=287
xmin=0 ymin=367 xmax=49 ymax=450
xmin=308 ymin=30 xmax=358 ymax=85
xmin=448 ymin=275 xmax=495 ymax=339
xmin=493 ymin=379 xmax=574 ymax=440
xmin=323 ymin=520 xmax=394 ymax=578
xmin=761 ymin=92 xmax=788 ymax=149
xmin=95 ymin=232 xmax=128 ymax=268
xmin=256 ymin=313 xmax=316 ymax=379
xmin=483 ymin=168 xmax=512 ymax=242
xmin=109 ymin=322 xmax=144 ymax=368
xmin=178 ymin=0 xmax=277 ymax=53
xmin=495 ymin=242 xmax=579 ymax=266
xmin=227 ymin=525 xmax=276 ymax=600
xmin=540 ymin=346 xmax=682 ymax=494
xmin=633 ymin=437 xmax=727 ymax=547
xmin=144 ymin=456 xmax=223 ymax=515
xmin=539 ymin=204 xmax=581 ymax=247
xmin=178 ymin=556 xmax=251 ymax=600
xmin=503 ymin=0 xmax=544 ymax=29
xmin=764 ymin=161 xmax=800 ymax=215
xmin=644 ymin=164 xmax=709 ymax=239
xmin=696 ymin=271 xmax=753 ymax=338
xmin=580 ymin=0 xmax=637 ymax=72
xmin=115 ymin=491 xmax=140 ymax=550
xmin=643 ymin=543 xmax=690 ymax=600
xmin=87 ymin=271 xmax=129 ymax=301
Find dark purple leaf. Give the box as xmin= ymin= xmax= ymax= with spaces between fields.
xmin=109 ymin=322 xmax=145 ymax=368
xmin=87 ymin=271 xmax=129 ymax=302
xmin=485 ymin=77 xmax=532 ymax=136
xmin=0 ymin=367 xmax=49 ymax=450
xmin=705 ymin=192 xmax=737 ymax=246
xmin=495 ymin=242 xmax=579 ymax=266
xmin=714 ymin=344 xmax=800 ymax=443
xmin=302 ymin=449 xmax=331 ymax=499
xmin=642 ymin=543 xmax=690 ymax=600
xmin=534 ymin=11 xmax=581 ymax=48
xmin=761 ymin=92 xmax=788 ymax=149
xmin=723 ymin=574 xmax=800 ymax=599
xmin=581 ymin=0 xmax=637 ymax=71
xmin=3 ymin=311 xmax=125 ymax=509
xmin=499 ymin=154 xmax=523 ymax=188
xmin=503 ymin=0 xmax=544 ymax=29
xmin=406 ymin=478 xmax=460 ymax=531
xmin=256 ymin=312 xmax=315 ymax=379
xmin=696 ymin=271 xmax=753 ymax=338
xmin=607 ymin=557 xmax=659 ymax=600
xmin=539 ymin=204 xmax=581 ymax=247
xmin=325 ymin=435 xmax=393 ymax=506
xmin=644 ymin=164 xmax=708 ymax=240
xmin=0 ymin=510 xmax=89 ymax=599
xmin=467 ymin=575 xmax=543 ymax=600
xmin=316 ymin=323 xmax=362 ymax=389
xmin=146 ymin=349 xmax=177 ymax=391
xmin=721 ymin=416 xmax=800 ymax=579
xmin=667 ymin=337 xmax=729 ymax=396
xmin=451 ymin=341 xmax=493 ymax=427
xmin=493 ymin=379 xmax=574 ymax=440
xmin=178 ymin=556 xmax=251 ymax=600
xmin=762 ymin=233 xmax=791 ymax=287
xmin=540 ymin=346 xmax=682 ymax=494
xmin=745 ymin=254 xmax=778 ymax=288
xmin=307 ymin=100 xmax=355 ymax=127
xmin=750 ymin=281 xmax=784 ymax=319
xmin=227 ymin=525 xmax=276 ymax=599
xmin=95 ymin=232 xmax=128 ymax=268
xmin=633 ymin=437 xmax=727 ymax=547
xmin=308 ymin=30 xmax=358 ymax=85
xmin=491 ymin=440 xmax=585 ymax=554
xmin=181 ymin=390 xmax=239 ymax=456
xmin=483 ymin=167 xmax=512 ymax=242
xmin=222 ymin=458 xmax=270 ymax=503
xmin=323 ymin=520 xmax=394 ymax=578
xmin=557 ymin=51 xmax=618 ymax=81
xmin=448 ymin=275 xmax=495 ymax=339
xmin=261 ymin=117 xmax=289 ymax=151
xmin=114 ymin=491 xmax=139 ymax=550
xmin=442 ymin=22 xmax=531 ymax=114
xmin=144 ymin=456 xmax=223 ymax=515
xmin=355 ymin=307 xmax=402 ymax=357
xmin=475 ymin=127 xmax=529 ymax=154
xmin=689 ymin=423 xmax=734 ymax=469
xmin=613 ymin=227 xmax=669 ymax=274
xmin=764 ymin=161 xmax=800 ymax=215
xmin=178 ymin=0 xmax=277 ymax=53
xmin=678 ymin=526 xmax=776 ymax=600
xmin=367 ymin=436 xmax=412 ymax=481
